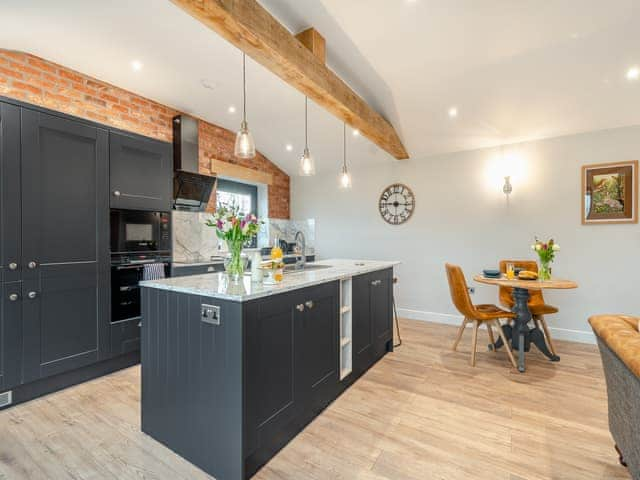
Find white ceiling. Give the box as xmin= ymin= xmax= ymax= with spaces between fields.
xmin=1 ymin=0 xmax=640 ymax=174
xmin=318 ymin=0 xmax=640 ymax=158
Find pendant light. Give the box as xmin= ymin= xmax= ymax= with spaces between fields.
xmin=339 ymin=123 xmax=352 ymax=189
xmin=299 ymin=97 xmax=316 ymax=176
xmin=234 ymin=52 xmax=256 ymax=159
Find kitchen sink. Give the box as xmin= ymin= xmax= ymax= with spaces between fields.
xmin=284 ymin=263 xmax=332 ymax=273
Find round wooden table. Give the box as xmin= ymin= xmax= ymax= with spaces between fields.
xmin=473 ymin=275 xmax=578 ymax=372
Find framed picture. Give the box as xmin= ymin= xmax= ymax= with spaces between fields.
xmin=582 ymin=160 xmax=638 ymax=224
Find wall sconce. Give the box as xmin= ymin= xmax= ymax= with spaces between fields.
xmin=503 ymin=176 xmax=513 ymax=196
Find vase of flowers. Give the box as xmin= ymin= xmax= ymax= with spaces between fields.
xmin=531 ymin=237 xmax=560 ymax=281
xmin=206 ymin=203 xmax=261 ymax=282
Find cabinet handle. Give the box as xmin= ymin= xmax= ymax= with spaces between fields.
xmin=296 ymin=304 xmax=305 ymax=312
xmin=27 ymin=291 xmax=37 ymax=299
xmin=305 ymin=300 xmax=314 ymax=309
xmin=27 ymin=261 xmax=38 ymax=270
xmin=371 ymin=279 xmax=382 ymax=286
xmin=8 ymin=262 xmax=18 ymax=271
xmin=8 ymin=293 xmax=19 ymax=302
xmin=113 ymin=190 xmax=121 ymax=197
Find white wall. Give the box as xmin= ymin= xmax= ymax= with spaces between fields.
xmin=291 ymin=125 xmax=640 ymax=343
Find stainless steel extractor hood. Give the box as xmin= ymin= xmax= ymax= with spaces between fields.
xmin=172 ymin=115 xmax=216 ymax=211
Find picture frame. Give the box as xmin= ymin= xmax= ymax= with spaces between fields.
xmin=582 ymin=160 xmax=638 ymax=224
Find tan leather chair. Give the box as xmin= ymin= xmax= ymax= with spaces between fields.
xmin=499 ymin=260 xmax=558 ymax=356
xmin=445 ymin=263 xmax=517 ymax=368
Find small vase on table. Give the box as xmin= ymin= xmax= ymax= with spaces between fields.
xmin=532 ymin=237 xmax=560 ymax=282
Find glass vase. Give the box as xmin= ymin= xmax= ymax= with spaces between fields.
xmin=538 ymin=261 xmax=552 ymax=281
xmin=225 ymin=239 xmax=247 ymax=282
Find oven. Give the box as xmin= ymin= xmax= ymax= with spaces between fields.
xmin=111 ymin=258 xmax=171 ymax=323
xmin=110 ymin=209 xmax=172 ymax=323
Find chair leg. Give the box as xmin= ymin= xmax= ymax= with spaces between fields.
xmin=486 ymin=322 xmax=496 ymax=354
xmin=537 ymin=315 xmax=557 ymax=356
xmin=615 ymin=444 xmax=627 ymax=467
xmin=452 ymin=318 xmax=468 ymax=351
xmin=470 ymin=320 xmax=479 ymax=367
xmin=494 ymin=320 xmax=517 ymax=369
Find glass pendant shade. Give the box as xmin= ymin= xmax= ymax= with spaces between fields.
xmin=338 ymin=122 xmax=351 ymax=189
xmin=234 ymin=52 xmax=256 ymax=159
xmin=299 ymin=147 xmax=315 ymax=176
xmin=234 ymin=120 xmax=256 ymax=159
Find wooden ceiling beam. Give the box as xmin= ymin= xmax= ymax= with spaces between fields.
xmin=295 ymin=28 xmax=326 ymax=64
xmin=170 ymin=0 xmax=409 ymax=160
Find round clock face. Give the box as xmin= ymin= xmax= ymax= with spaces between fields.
xmin=379 ymin=183 xmax=415 ymax=225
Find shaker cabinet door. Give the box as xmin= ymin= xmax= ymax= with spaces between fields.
xmin=371 ymin=268 xmax=393 ymax=359
xmin=109 ymin=132 xmax=172 ymax=211
xmin=352 ymin=272 xmax=373 ymax=375
xmin=0 ymin=282 xmax=23 ymax=392
xmin=20 ymin=109 xmax=109 ymax=381
xmin=244 ymin=291 xmax=300 ymax=454
xmin=0 ymin=102 xmax=21 ymax=284
xmin=297 ymin=282 xmax=339 ymax=414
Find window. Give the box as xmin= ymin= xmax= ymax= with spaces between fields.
xmin=216 ymin=179 xmax=258 ymax=215
xmin=216 ymin=179 xmax=259 ymax=246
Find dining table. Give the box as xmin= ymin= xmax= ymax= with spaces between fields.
xmin=473 ymin=274 xmax=578 ymax=373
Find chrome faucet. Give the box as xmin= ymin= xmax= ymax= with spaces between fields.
xmin=294 ymin=231 xmax=306 ymax=270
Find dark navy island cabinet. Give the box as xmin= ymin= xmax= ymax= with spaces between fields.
xmin=141 ymin=267 xmax=394 ymax=480
xmin=353 ymin=267 xmax=394 ymax=376
xmin=0 ymin=97 xmax=171 ymax=409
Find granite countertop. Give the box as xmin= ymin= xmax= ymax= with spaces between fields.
xmin=140 ymin=259 xmax=399 ymax=302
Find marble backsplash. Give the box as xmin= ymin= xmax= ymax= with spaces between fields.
xmin=172 ymin=211 xmax=315 ymax=262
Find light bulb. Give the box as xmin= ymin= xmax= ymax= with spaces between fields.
xmin=299 ymin=147 xmax=315 ymax=176
xmin=234 ymin=120 xmax=256 ymax=159
xmin=339 ymin=167 xmax=352 ymax=189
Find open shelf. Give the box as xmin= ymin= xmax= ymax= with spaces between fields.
xmin=339 ymin=277 xmax=352 ymax=381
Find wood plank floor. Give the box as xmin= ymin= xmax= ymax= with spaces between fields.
xmin=0 ymin=319 xmax=629 ymax=480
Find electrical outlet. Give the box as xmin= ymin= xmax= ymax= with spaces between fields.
xmin=201 ymin=304 xmax=220 ymax=325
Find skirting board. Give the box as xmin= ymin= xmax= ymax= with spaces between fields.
xmin=397 ymin=308 xmax=596 ymax=344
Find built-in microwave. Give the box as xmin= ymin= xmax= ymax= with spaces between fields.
xmin=110 ymin=209 xmax=171 ymax=255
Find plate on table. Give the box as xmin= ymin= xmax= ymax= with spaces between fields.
xmin=482 ymin=269 xmax=501 ymax=278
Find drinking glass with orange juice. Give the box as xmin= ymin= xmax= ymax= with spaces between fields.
xmin=506 ymin=262 xmax=515 ymax=280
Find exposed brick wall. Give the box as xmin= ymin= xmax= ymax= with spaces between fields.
xmin=0 ymin=49 xmax=290 ymax=219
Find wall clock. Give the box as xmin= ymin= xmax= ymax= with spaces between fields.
xmin=379 ymin=183 xmax=415 ymax=225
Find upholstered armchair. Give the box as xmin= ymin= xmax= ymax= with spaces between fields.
xmin=589 ymin=314 xmax=640 ymax=478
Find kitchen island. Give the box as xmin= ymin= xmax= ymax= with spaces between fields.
xmin=139 ymin=259 xmax=398 ymax=480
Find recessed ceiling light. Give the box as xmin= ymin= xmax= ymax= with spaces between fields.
xmin=228 ymin=105 xmax=237 ymax=114
xmin=448 ymin=106 xmax=458 ymax=118
xmin=130 ymin=60 xmax=143 ymax=72
xmin=626 ymin=66 xmax=639 ymax=81
xmin=285 ymin=144 xmax=293 ymax=151
xmin=352 ymin=129 xmax=360 ymax=137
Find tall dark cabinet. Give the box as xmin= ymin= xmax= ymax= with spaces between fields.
xmin=0 ymin=103 xmax=23 ymax=393
xmin=0 ymin=97 xmax=160 ymax=408
xmin=20 ymin=110 xmax=109 ymax=381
